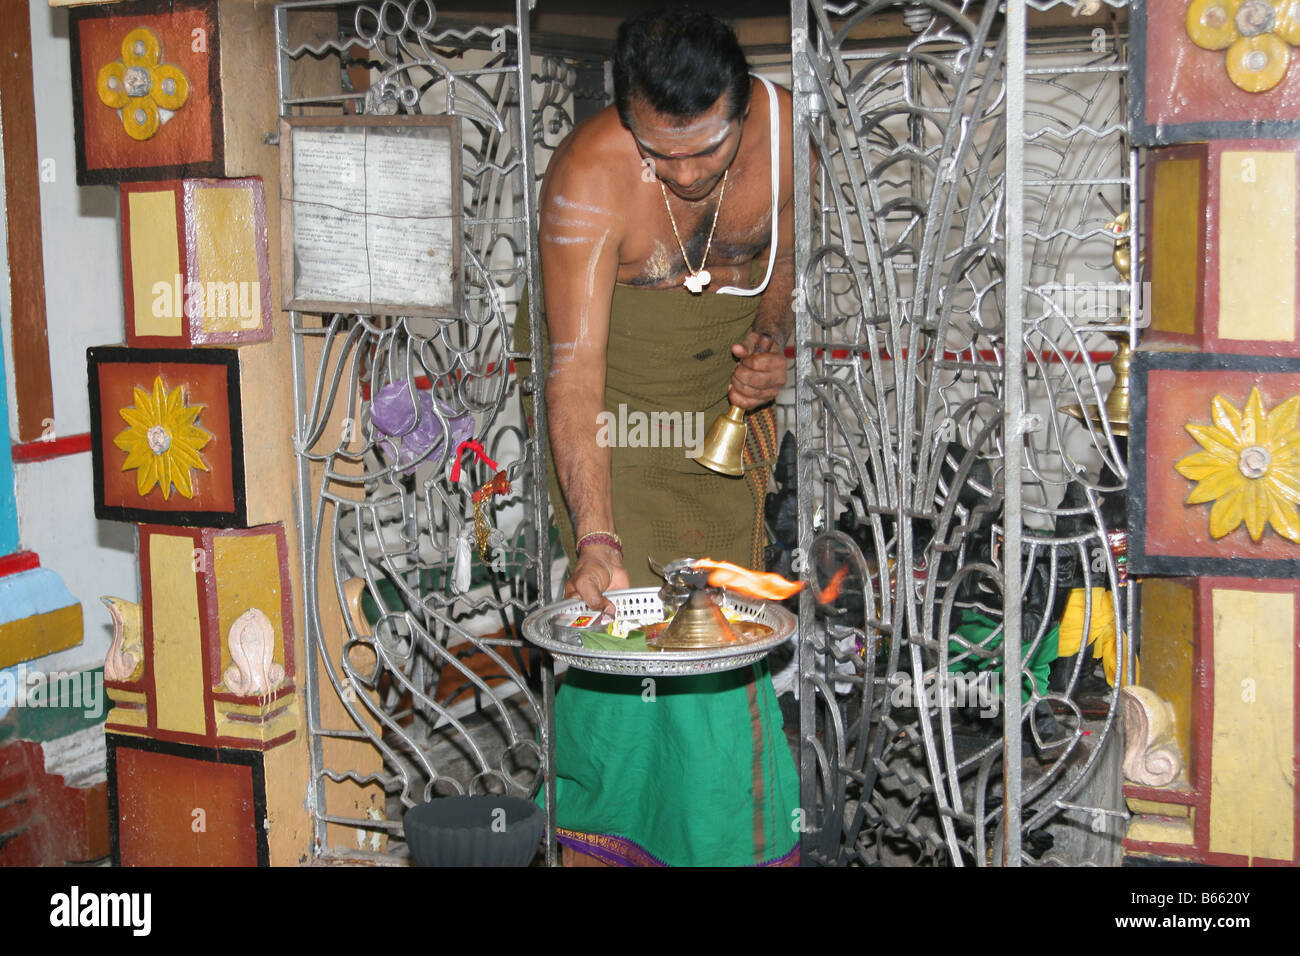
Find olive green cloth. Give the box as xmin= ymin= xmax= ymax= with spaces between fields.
xmin=514 ymin=280 xmax=769 ymax=583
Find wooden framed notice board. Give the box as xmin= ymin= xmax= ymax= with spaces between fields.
xmin=279 ymin=115 xmax=462 ymax=317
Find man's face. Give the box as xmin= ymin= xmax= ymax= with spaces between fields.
xmin=625 ymin=92 xmax=745 ymax=202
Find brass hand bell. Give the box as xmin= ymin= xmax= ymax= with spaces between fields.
xmin=696 ymin=333 xmax=780 ymax=477
xmin=696 ymin=403 xmax=748 ymax=476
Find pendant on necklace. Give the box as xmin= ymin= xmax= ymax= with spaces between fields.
xmin=684 ymin=270 xmax=711 ymax=294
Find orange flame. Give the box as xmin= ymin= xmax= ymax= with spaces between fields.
xmin=693 ymin=559 xmax=804 ymax=600
xmin=816 ymin=565 xmax=849 ymax=603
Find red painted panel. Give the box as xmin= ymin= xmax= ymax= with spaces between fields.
xmin=92 ymin=355 xmax=237 ymax=518
xmin=0 ymin=738 xmax=110 ymax=865
xmin=115 ymin=746 xmax=258 ymax=866
xmin=70 ymin=1 xmax=223 ymax=185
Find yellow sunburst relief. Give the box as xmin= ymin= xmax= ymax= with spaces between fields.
xmin=1175 ymin=387 xmax=1300 ymax=543
xmin=96 ymin=27 xmax=190 ymax=141
xmin=113 ymin=376 xmax=212 ymax=500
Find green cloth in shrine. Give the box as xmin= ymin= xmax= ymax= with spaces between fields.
xmin=948 ymin=609 xmax=1060 ymax=702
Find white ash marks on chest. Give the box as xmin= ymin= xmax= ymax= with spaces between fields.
xmin=642 ymin=240 xmax=674 ymax=284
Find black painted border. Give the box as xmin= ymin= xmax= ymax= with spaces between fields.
xmin=106 ymin=732 xmax=269 ymax=867
xmin=87 ymin=345 xmax=247 ymax=528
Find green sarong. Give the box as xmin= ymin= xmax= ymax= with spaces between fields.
xmin=551 ymin=664 xmax=798 ymax=867
xmin=515 ymin=281 xmax=798 ymax=866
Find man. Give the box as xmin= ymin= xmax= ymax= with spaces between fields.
xmin=524 ymin=8 xmax=798 ymax=866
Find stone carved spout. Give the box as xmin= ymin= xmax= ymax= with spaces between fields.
xmin=102 ymin=596 xmax=143 ymax=683
xmin=1121 ymin=685 xmax=1184 ymax=787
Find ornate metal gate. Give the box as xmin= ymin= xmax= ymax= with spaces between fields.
xmin=276 ymin=0 xmax=556 ymax=861
xmin=790 ymin=0 xmax=1135 ymax=865
xmin=276 ymin=0 xmax=1134 ymax=864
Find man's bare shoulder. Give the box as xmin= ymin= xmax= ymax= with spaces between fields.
xmin=542 ymin=105 xmax=639 ymax=205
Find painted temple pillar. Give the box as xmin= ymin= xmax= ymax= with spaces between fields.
xmin=68 ymin=0 xmax=330 ymax=864
xmin=1124 ymin=0 xmax=1299 ymax=864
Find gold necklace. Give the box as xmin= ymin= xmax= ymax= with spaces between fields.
xmin=659 ymin=170 xmax=728 ymax=294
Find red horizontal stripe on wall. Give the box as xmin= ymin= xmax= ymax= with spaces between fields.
xmin=0 ymin=550 xmax=39 ymax=577
xmin=11 ymin=432 xmax=92 ymax=462
xmin=359 ymin=362 xmax=518 ymax=401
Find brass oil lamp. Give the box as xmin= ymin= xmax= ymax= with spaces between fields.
xmin=648 ymin=560 xmax=786 ymax=649
xmin=1059 ymin=209 xmax=1134 ymax=437
xmin=650 ymin=565 xmax=741 ymax=649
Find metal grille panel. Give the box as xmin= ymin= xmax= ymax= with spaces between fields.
xmin=276 ymin=0 xmax=551 ymax=861
xmin=791 ymin=0 xmax=1134 ymax=866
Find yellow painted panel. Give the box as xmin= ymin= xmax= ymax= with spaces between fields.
xmin=193 ymin=185 xmax=261 ymax=335
xmin=1128 ymin=816 xmax=1196 ymax=846
xmin=149 ymin=533 xmax=207 ymax=736
xmin=106 ymin=687 xmax=147 ymax=705
xmin=1138 ymin=579 xmax=1196 ymax=763
xmin=106 ymin=705 xmax=148 ymax=730
xmin=1220 ymin=151 xmax=1297 ymax=342
xmin=127 ymin=190 xmax=183 ymax=339
xmin=215 ymin=697 xmax=298 ymax=744
xmin=0 ymin=604 xmax=83 ymax=669
xmin=1126 ymin=798 xmax=1191 ymax=818
xmin=213 ymin=532 xmax=284 ymax=682
xmin=217 ymin=697 xmax=289 ymax=717
xmin=1152 ymin=159 xmax=1202 ymax=336
xmin=1209 ymin=589 xmax=1296 ymax=861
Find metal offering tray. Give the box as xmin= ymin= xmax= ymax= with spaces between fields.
xmin=520 ymin=587 xmax=796 ymax=676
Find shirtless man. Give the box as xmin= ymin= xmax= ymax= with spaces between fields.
xmin=531 ymin=10 xmax=801 ymax=868
xmin=539 ymin=8 xmax=795 ymax=611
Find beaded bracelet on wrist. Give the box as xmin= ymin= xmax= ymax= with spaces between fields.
xmin=576 ymin=531 xmax=622 ymax=554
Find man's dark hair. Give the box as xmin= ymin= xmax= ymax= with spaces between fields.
xmin=613 ymin=8 xmax=751 ymax=126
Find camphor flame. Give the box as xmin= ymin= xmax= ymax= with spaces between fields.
xmin=816 ymin=565 xmax=849 ymax=603
xmin=693 ymin=559 xmax=804 ymax=600
xmin=692 ymin=558 xmax=851 ymax=604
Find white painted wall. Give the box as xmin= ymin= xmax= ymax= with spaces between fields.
xmin=26 ymin=1 xmax=126 ymax=438
xmin=17 ymin=455 xmax=139 ymax=671
xmin=0 ymin=2 xmax=140 ymax=681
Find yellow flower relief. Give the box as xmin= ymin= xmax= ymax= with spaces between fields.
xmin=95 ymin=28 xmax=190 ymax=141
xmin=114 ymin=376 xmax=212 ymax=500
xmin=1175 ymin=387 xmax=1300 ymax=543
xmin=1186 ymin=0 xmax=1300 ymax=93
